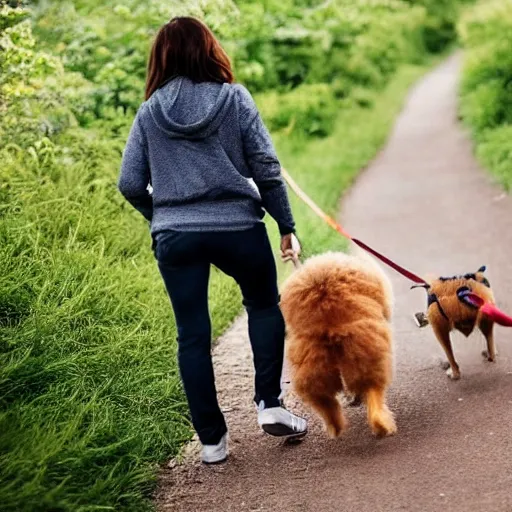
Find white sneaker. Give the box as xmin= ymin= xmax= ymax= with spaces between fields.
xmin=201 ymin=433 xmax=228 ymax=464
xmin=257 ymin=401 xmax=307 ymax=439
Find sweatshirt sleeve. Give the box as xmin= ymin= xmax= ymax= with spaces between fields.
xmin=236 ymin=85 xmax=296 ymax=235
xmin=117 ymin=110 xmax=153 ymax=222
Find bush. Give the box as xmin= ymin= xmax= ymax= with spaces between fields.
xmin=403 ymin=0 xmax=475 ymax=52
xmin=256 ymin=84 xmax=338 ymax=137
xmin=475 ymin=125 xmax=512 ymax=192
xmin=458 ymin=0 xmax=512 ymax=190
xmin=251 ymin=0 xmax=430 ymax=140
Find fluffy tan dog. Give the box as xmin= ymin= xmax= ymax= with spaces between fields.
xmin=280 ymin=248 xmax=396 ymax=438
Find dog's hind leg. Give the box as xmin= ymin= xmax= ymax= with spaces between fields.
xmin=308 ymin=394 xmax=346 ymax=438
xmin=365 ymin=387 xmax=396 ymax=438
xmin=479 ymin=317 xmax=496 ymax=362
xmin=294 ymin=370 xmax=346 ymax=438
xmin=431 ymin=321 xmax=460 ymax=380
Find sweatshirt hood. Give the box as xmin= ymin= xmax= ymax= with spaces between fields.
xmin=148 ymin=77 xmax=234 ymax=139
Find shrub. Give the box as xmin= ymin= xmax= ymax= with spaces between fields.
xmin=458 ymin=0 xmax=512 ymax=190
xmin=476 ymin=126 xmax=512 ymax=192
xmin=256 ymin=84 xmax=338 ymax=137
xmin=403 ymin=0 xmax=468 ymax=52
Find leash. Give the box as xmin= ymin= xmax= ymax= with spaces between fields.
xmin=281 ymin=168 xmax=427 ymax=285
xmin=281 ymin=168 xmax=512 ymax=328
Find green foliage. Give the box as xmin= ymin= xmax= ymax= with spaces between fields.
xmin=403 ymin=0 xmax=464 ymax=52
xmin=251 ymin=0 xmax=432 ymax=137
xmin=0 ymin=5 xmax=94 ymax=148
xmin=458 ymin=0 xmax=512 ymax=190
xmin=31 ymin=0 xmax=454 ymax=132
xmin=475 ymin=125 xmax=512 ymax=192
xmin=256 ymin=84 xmax=338 ymax=137
xmin=1 ymin=0 xmax=466 ymax=510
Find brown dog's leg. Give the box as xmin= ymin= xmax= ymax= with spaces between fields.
xmin=432 ymin=321 xmax=460 ymax=380
xmin=365 ymin=387 xmax=396 ymax=438
xmin=294 ymin=369 xmax=345 ymax=437
xmin=479 ymin=317 xmax=496 ymax=362
xmin=307 ymin=394 xmax=346 ymax=438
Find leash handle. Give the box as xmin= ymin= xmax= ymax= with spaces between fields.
xmin=283 ymin=252 xmax=302 ymax=269
xmin=290 ymin=234 xmax=302 ymax=269
xmin=282 ymin=233 xmax=302 ymax=269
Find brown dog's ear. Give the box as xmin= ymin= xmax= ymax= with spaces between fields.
xmin=475 ymin=266 xmax=491 ymax=288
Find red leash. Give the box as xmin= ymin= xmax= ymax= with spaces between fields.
xmin=281 ymin=168 xmax=427 ymax=284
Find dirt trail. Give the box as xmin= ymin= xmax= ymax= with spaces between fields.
xmin=156 ymin=54 xmax=512 ymax=512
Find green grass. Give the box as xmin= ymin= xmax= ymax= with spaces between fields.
xmin=457 ymin=0 xmax=512 ymax=191
xmin=0 ymin=60 xmax=434 ymax=511
xmin=0 ymin=137 xmax=240 ymax=510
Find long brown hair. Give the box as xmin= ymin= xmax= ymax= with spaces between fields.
xmin=145 ymin=17 xmax=234 ymax=100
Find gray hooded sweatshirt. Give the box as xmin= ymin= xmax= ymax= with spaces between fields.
xmin=118 ymin=77 xmax=295 ymax=235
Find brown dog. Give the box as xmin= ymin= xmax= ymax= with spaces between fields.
xmin=412 ymin=266 xmax=495 ymax=380
xmin=280 ymin=249 xmax=396 ymax=438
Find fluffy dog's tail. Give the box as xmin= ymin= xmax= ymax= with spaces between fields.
xmin=365 ymin=387 xmax=397 ymax=437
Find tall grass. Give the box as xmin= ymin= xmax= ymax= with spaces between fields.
xmin=0 ymin=136 xmax=240 ymax=510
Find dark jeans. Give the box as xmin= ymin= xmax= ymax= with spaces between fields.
xmin=153 ymin=223 xmax=284 ymax=445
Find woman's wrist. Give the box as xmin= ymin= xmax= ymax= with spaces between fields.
xmin=278 ymin=224 xmax=295 ymax=236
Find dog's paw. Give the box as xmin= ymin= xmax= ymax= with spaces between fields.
xmin=446 ymin=367 xmax=461 ymax=380
xmin=326 ymin=422 xmax=346 ymax=439
xmin=371 ymin=415 xmax=397 ymax=438
xmin=481 ymin=350 xmax=497 ymax=362
xmin=440 ymin=361 xmax=451 ymax=371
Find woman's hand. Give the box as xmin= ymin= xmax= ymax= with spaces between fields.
xmin=280 ymin=233 xmax=301 ymax=263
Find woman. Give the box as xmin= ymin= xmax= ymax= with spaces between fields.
xmin=118 ymin=16 xmax=307 ymax=464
